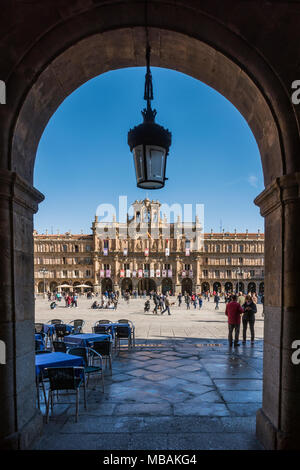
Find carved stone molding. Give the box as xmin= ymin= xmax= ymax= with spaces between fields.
xmin=254 ymin=173 xmax=300 ymax=217
xmin=0 ymin=169 xmax=44 ymax=213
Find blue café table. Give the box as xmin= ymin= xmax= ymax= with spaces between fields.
xmin=63 ymin=333 xmax=112 ymax=348
xmin=35 ymin=351 xmax=84 ymax=376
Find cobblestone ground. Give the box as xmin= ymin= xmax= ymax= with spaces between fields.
xmin=33 ymin=297 xmax=264 ymax=450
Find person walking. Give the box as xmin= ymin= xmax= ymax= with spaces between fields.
xmin=185 ymin=293 xmax=190 ymax=310
xmin=214 ymin=293 xmax=220 ymax=310
xmin=225 ymin=294 xmax=244 ymax=347
xmin=198 ymin=294 xmax=203 ymax=309
xmin=161 ymin=296 xmax=171 ymax=315
xmin=153 ymin=293 xmax=159 ymax=314
xmin=242 ymin=295 xmax=257 ymax=344
xmin=177 ymin=293 xmax=182 ymax=307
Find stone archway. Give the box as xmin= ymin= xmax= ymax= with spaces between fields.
xmin=182 ymin=278 xmax=193 ymax=295
xmin=248 ymin=282 xmax=257 ymax=293
xmin=1 ymin=0 xmax=300 ymax=450
xmin=201 ymin=282 xmax=210 ymax=293
xmin=101 ymin=278 xmax=112 ymax=293
xmin=225 ymin=282 xmax=233 ymax=293
xmin=162 ymin=278 xmax=173 ymax=295
xmin=236 ymin=282 xmax=245 ymax=294
xmin=213 ymin=282 xmax=221 ymax=293
xmin=121 ymin=278 xmax=133 ymax=293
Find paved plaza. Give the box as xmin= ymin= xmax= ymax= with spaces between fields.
xmin=33 ymin=297 xmax=264 ymax=450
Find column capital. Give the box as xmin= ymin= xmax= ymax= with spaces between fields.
xmin=254 ymin=172 xmax=300 ymax=217
xmin=0 ymin=169 xmax=44 ymax=213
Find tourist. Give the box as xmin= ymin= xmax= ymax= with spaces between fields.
xmin=225 ymin=294 xmax=244 ymax=347
xmin=161 ymin=296 xmax=171 ymax=315
xmin=198 ymin=294 xmax=203 ymax=309
xmin=177 ymin=293 xmax=182 ymax=306
xmin=185 ymin=293 xmax=190 ymax=309
xmin=72 ymin=293 xmax=78 ymax=307
xmin=251 ymin=292 xmax=258 ymax=304
xmin=242 ymin=294 xmax=257 ymax=344
xmin=214 ymin=293 xmax=220 ymax=310
xmin=153 ymin=293 xmax=159 ymax=314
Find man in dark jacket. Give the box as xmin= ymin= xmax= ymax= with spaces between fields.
xmin=242 ymin=295 xmax=257 ymax=344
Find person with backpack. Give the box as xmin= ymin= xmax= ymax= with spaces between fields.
xmin=242 ymin=294 xmax=257 ymax=344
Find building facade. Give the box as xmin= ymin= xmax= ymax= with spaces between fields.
xmin=34 ymin=199 xmax=264 ymax=296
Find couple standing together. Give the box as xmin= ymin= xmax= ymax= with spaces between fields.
xmin=225 ymin=294 xmax=257 ymax=347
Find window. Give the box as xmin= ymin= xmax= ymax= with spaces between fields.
xmin=250 ymin=270 xmax=255 ymax=277
xmin=228 ymin=245 xmax=232 ymax=252
xmin=205 ymin=257 xmax=208 ymax=264
xmin=262 ymin=270 xmax=264 ymax=276
xmin=104 ymin=264 xmax=110 ymax=270
xmin=63 ymin=245 xmax=67 ymax=252
xmin=215 ymin=270 xmax=220 ymax=277
xmin=216 ymin=245 xmax=220 ymax=252
xmin=184 ymin=264 xmax=190 ymax=271
xmin=239 ymin=257 xmax=243 ymax=265
xmin=63 ymin=270 xmax=67 ymax=277
xmin=144 ymin=263 xmax=150 ymax=270
xmin=227 ymin=270 xmax=231 ymax=277
xmin=205 ymin=245 xmax=209 ymax=252
xmin=239 ymin=245 xmax=244 ymax=252
xmin=104 ymin=240 xmax=109 ymax=249
xmin=164 ymin=264 xmax=170 ymax=270
xmin=86 ymin=245 xmax=91 ymax=251
xmin=63 ymin=257 xmax=66 ymax=265
xmin=74 ymin=245 xmax=79 ymax=252
xmin=203 ymin=270 xmax=208 ymax=277
xmin=124 ymin=263 xmax=130 ymax=270
xmin=227 ymin=257 xmax=231 ymax=265
xmin=74 ymin=270 xmax=79 ymax=277
xmin=86 ymin=270 xmax=91 ymax=277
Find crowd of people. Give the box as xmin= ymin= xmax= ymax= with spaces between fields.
xmin=91 ymin=290 xmax=119 ymax=310
xmin=45 ymin=286 xmax=262 ymax=345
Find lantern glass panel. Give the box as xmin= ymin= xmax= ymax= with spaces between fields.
xmin=146 ymin=145 xmax=165 ymax=182
xmin=133 ymin=145 xmax=144 ymax=183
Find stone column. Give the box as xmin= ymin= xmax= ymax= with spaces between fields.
xmin=255 ymin=173 xmax=300 ymax=450
xmin=0 ymin=170 xmax=44 ymax=449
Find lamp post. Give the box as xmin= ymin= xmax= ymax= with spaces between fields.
xmin=39 ymin=268 xmax=48 ymax=299
xmin=233 ymin=268 xmax=244 ymax=294
xmin=128 ymin=46 xmax=172 ymax=189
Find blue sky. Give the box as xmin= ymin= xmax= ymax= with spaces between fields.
xmin=34 ymin=67 xmax=264 ymax=235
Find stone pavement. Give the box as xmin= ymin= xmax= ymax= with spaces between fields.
xmin=33 ymin=297 xmax=264 ymax=450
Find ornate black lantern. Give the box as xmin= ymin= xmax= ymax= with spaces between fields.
xmin=128 ymin=46 xmax=172 ymax=189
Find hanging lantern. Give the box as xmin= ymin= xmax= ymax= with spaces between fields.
xmin=128 ymin=46 xmax=172 ymax=189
